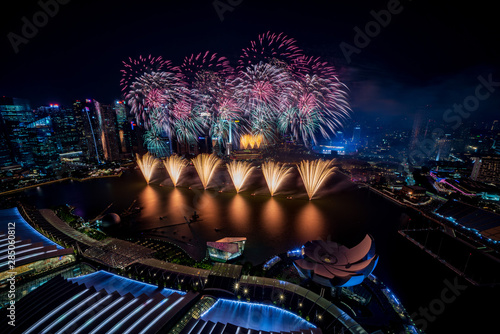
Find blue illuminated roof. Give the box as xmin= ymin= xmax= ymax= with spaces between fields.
xmin=201 ymin=299 xmax=315 ymax=332
xmin=0 ymin=207 xmax=63 ymax=249
xmin=69 ymin=270 xmax=186 ymax=298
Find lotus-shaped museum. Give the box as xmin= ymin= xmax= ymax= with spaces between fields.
xmin=294 ymin=235 xmax=378 ymax=287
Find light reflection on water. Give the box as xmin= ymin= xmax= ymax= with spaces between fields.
xmin=23 ymin=169 xmax=373 ymax=263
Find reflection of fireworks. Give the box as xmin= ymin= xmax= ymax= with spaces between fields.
xmin=297 ymin=159 xmax=335 ymax=200
xmin=262 ymin=161 xmax=292 ymax=196
xmin=136 ymin=152 xmax=160 ymax=184
xmin=163 ymin=155 xmax=188 ymax=187
xmin=239 ymin=134 xmax=264 ymax=149
xmin=226 ymin=161 xmax=255 ymax=193
xmin=191 ymin=153 xmax=221 ymax=189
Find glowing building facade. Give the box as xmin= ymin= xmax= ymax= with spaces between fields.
xmin=207 ymin=237 xmax=246 ymax=262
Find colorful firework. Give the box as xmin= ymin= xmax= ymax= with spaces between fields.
xmin=143 ymin=124 xmax=170 ymax=157
xmin=261 ymin=161 xmax=292 ymax=196
xmin=191 ymin=153 xmax=221 ymax=189
xmin=179 ymin=51 xmax=234 ymax=84
xmin=136 ymin=152 xmax=160 ymax=184
xmin=226 ymin=161 xmax=255 ymax=193
xmin=163 ymin=155 xmax=188 ymax=187
xmin=234 ymin=62 xmax=292 ymax=115
xmin=125 ymin=71 xmax=186 ymax=128
xmin=120 ymin=55 xmax=171 ymax=92
xmin=238 ymin=31 xmax=303 ymax=70
xmin=297 ymin=159 xmax=335 ymax=200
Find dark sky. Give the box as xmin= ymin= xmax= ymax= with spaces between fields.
xmin=1 ymin=0 xmax=499 ymax=123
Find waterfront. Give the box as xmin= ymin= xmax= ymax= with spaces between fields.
xmin=14 ymin=168 xmax=500 ymax=333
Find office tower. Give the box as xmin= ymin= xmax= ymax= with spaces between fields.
xmin=470 ymin=155 xmax=500 ymax=185
xmin=0 ymin=97 xmax=35 ymax=166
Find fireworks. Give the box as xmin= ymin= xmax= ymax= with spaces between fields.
xmin=297 ymin=159 xmax=335 ymax=200
xmin=136 ymin=152 xmax=160 ymax=184
xmin=238 ymin=31 xmax=303 ymax=70
xmin=239 ymin=134 xmax=264 ymax=149
xmin=226 ymin=161 xmax=255 ymax=193
xmin=120 ymin=55 xmax=171 ymax=92
xmin=191 ymin=153 xmax=221 ymax=189
xmin=262 ymin=161 xmax=292 ymax=196
xmin=163 ymin=155 xmax=188 ymax=187
xmin=125 ymin=71 xmax=186 ymax=128
xmin=234 ymin=62 xmax=291 ymax=115
xmin=121 ymin=32 xmax=351 ymax=149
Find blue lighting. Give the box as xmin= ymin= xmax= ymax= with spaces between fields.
xmin=70 ymin=271 xmax=185 ymax=298
xmin=201 ymin=298 xmax=315 ymax=332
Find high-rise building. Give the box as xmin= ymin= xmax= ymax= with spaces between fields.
xmin=26 ymin=116 xmax=59 ymax=169
xmin=470 ymin=155 xmax=500 ymax=185
xmin=352 ymin=125 xmax=361 ymax=143
xmin=94 ymin=101 xmax=121 ymax=162
xmin=114 ymin=100 xmax=132 ymax=157
xmin=0 ymin=97 xmax=35 ymax=166
xmin=43 ymin=104 xmax=84 ymax=153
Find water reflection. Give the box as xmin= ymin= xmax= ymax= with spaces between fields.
xmin=228 ymin=194 xmax=251 ymax=230
xmin=261 ymin=198 xmax=284 ymax=237
xmin=295 ymin=202 xmax=326 ymax=242
xmin=138 ymin=185 xmax=161 ymax=220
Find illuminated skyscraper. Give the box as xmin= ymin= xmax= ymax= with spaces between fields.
xmin=0 ymin=97 xmax=35 ymax=166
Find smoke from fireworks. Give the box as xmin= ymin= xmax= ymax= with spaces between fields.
xmin=136 ymin=152 xmax=160 ymax=184
xmin=262 ymin=161 xmax=292 ymax=196
xmin=227 ymin=161 xmax=255 ymax=193
xmin=163 ymin=155 xmax=188 ymax=187
xmin=191 ymin=153 xmax=221 ymax=189
xmin=297 ymin=159 xmax=335 ymax=200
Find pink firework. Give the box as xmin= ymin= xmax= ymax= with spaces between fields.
xmin=233 ymin=62 xmax=292 ymax=115
xmin=120 ymin=55 xmax=171 ymax=92
xmin=238 ymin=31 xmax=304 ymax=70
xmin=290 ymin=55 xmax=350 ymax=119
xmin=178 ymin=51 xmax=234 ymax=86
xmin=125 ymin=71 xmax=186 ymax=127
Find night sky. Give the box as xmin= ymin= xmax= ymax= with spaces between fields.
xmin=1 ymin=0 xmax=499 ymax=123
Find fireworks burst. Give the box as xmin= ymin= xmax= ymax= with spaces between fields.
xmin=120 ymin=55 xmax=171 ymax=92
xmin=234 ymin=62 xmax=291 ymax=115
xmin=226 ymin=161 xmax=255 ymax=193
xmin=262 ymin=161 xmax=292 ymax=196
xmin=239 ymin=134 xmax=264 ymax=149
xmin=163 ymin=155 xmax=188 ymax=187
xmin=179 ymin=51 xmax=234 ymax=85
xmin=125 ymin=71 xmax=186 ymax=128
xmin=191 ymin=153 xmax=221 ymax=189
xmin=143 ymin=124 xmax=170 ymax=157
xmin=121 ymin=32 xmax=351 ymax=150
xmin=238 ymin=31 xmax=303 ymax=70
xmin=297 ymin=159 xmax=335 ymax=200
xmin=136 ymin=152 xmax=160 ymax=184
